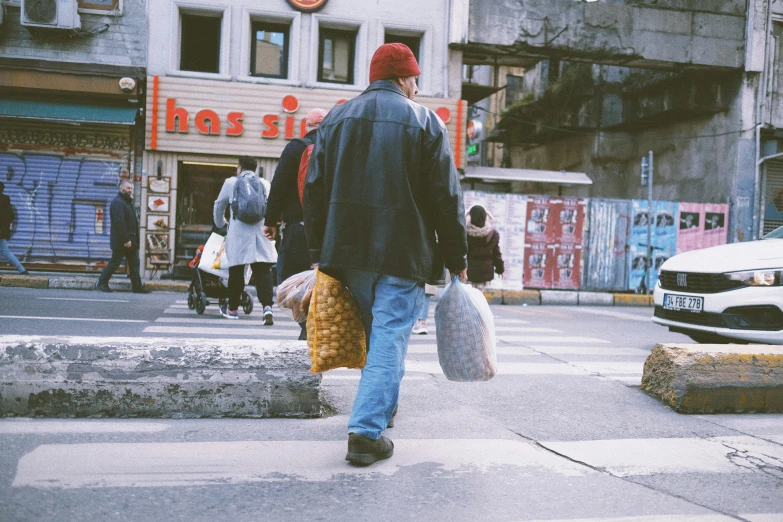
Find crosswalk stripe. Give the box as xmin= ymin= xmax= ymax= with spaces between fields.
xmin=527 ymin=346 xmax=650 ymax=356
xmin=575 ymin=362 xmax=644 ymax=375
xmin=0 ymin=420 xmax=170 ymax=434
xmin=320 ymin=373 xmax=427 ymax=381
xmin=405 ymin=360 xmax=590 ymax=375
xmin=405 ymin=344 xmax=540 ymax=356
xmin=494 ymin=327 xmax=560 ymax=333
xmin=563 ymin=308 xmax=654 ymax=322
xmin=498 ymin=335 xmax=610 ymax=344
xmin=143 ymin=326 xmax=304 ymax=336
xmin=540 ymin=436 xmax=783 ymax=477
xmin=12 ymin=438 xmax=591 ymax=488
xmin=524 ymin=516 xmax=746 ymax=522
xmin=155 ymin=317 xmax=300 ymax=327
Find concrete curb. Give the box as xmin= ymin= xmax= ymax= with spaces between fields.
xmin=0 ymin=274 xmax=187 ymax=293
xmin=0 ymin=336 xmax=322 ymax=418
xmin=483 ymin=289 xmax=541 ymax=305
xmin=540 ymin=290 xmax=579 ymax=305
xmin=614 ymin=294 xmax=654 ymax=306
xmin=641 ymin=343 xmax=783 ymax=413
xmin=578 ymin=292 xmax=614 ymax=306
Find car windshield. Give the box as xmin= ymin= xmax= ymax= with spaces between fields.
xmin=763 ymin=225 xmax=783 ymax=239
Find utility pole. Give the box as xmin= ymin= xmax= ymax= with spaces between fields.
xmin=641 ymin=150 xmax=654 ymax=295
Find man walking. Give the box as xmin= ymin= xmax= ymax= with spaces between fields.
xmin=0 ymin=182 xmax=28 ymax=275
xmin=97 ymin=180 xmax=150 ymax=293
xmin=214 ymin=156 xmax=277 ymax=323
xmin=304 ymin=43 xmax=467 ymax=466
xmin=264 ymin=108 xmax=327 ymax=339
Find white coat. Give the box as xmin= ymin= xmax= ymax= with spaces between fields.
xmin=213 ymin=172 xmax=278 ymax=267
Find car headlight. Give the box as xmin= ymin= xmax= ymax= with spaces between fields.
xmin=725 ymin=269 xmax=783 ymax=286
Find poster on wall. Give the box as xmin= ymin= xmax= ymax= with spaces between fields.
xmin=148 ymin=195 xmax=170 ymax=213
xmin=676 ymin=202 xmax=704 ymax=254
xmin=558 ymin=198 xmax=586 ymax=245
xmin=628 ymin=200 xmax=678 ymax=291
xmin=703 ymin=203 xmax=729 ymax=248
xmin=463 ymin=191 xmax=527 ymax=290
xmin=526 ymin=196 xmax=558 ymax=244
xmin=523 ymin=242 xmax=554 ymax=288
xmin=553 ymin=243 xmax=582 ymax=289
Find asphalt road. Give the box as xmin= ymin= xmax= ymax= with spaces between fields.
xmin=1 ymin=286 xmax=782 ymax=522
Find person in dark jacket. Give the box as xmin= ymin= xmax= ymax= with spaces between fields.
xmin=97 ymin=180 xmax=150 ymax=293
xmin=304 ymin=43 xmax=467 ymax=466
xmin=0 ymin=182 xmax=28 ymax=275
xmin=264 ymin=108 xmax=327 ymax=339
xmin=466 ymin=205 xmax=504 ymax=287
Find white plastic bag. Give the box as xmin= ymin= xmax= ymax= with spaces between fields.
xmin=198 ymin=232 xmax=229 ymax=278
xmin=435 ymin=277 xmax=497 ymax=381
xmin=277 ymin=270 xmax=316 ymax=323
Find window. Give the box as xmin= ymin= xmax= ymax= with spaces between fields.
xmin=384 ymin=34 xmax=421 ymax=65
xmin=79 ymin=0 xmax=120 ymax=12
xmin=180 ymin=13 xmax=222 ymax=74
xmin=318 ymin=29 xmax=356 ymax=84
xmin=251 ymin=22 xmax=289 ymax=78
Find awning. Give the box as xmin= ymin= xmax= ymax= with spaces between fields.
xmin=0 ymin=99 xmax=138 ymax=125
xmin=463 ymin=166 xmax=593 ymax=185
xmin=461 ymin=82 xmax=505 ymax=104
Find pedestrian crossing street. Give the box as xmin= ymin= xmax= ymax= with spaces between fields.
xmin=144 ymin=299 xmax=651 ymax=386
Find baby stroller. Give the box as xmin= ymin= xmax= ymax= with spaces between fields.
xmin=186 ymin=244 xmax=254 ymax=315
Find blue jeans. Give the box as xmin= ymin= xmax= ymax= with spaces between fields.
xmin=341 ymin=269 xmax=424 ymax=440
xmin=0 ymin=239 xmax=25 ymax=273
xmin=417 ymin=294 xmax=431 ymax=320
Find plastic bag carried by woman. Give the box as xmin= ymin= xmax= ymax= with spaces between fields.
xmin=435 ymin=277 xmax=497 ymax=381
xmin=306 ymin=269 xmax=366 ymax=373
xmin=277 ymin=269 xmax=316 ymax=323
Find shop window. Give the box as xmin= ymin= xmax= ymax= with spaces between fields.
xmin=78 ymin=0 xmax=120 ymax=12
xmin=180 ymin=13 xmax=222 ymax=74
xmin=318 ymin=28 xmax=356 ymax=84
xmin=251 ymin=21 xmax=289 ymax=78
xmin=384 ymin=33 xmax=421 ymax=65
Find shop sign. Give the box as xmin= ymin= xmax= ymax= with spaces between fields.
xmin=286 ymin=0 xmax=329 ymax=12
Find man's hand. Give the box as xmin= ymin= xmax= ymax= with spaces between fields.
xmin=263 ymin=226 xmax=277 ymax=241
xmin=124 ymin=241 xmax=132 ymax=249
xmin=449 ymin=268 xmax=467 ymax=283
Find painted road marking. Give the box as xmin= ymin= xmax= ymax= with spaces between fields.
xmin=155 ymin=317 xmax=300 ymax=327
xmin=524 ymin=516 xmax=761 ymax=522
xmin=143 ymin=326 xmax=304 ymax=336
xmin=575 ymin=362 xmax=644 ymax=375
xmin=405 ymin=361 xmax=590 ymax=376
xmin=37 ymin=297 xmax=130 ymax=303
xmin=0 ymin=315 xmax=148 ymax=323
xmin=320 ymin=373 xmax=427 ymax=381
xmin=12 ymin=438 xmax=590 ymax=488
xmin=526 ymin=346 xmax=650 ymax=356
xmin=540 ymin=436 xmax=783 ymax=477
xmin=494 ymin=327 xmax=560 ymax=333
xmin=405 ymin=344 xmax=540 ymax=356
xmin=0 ymin=420 xmax=168 ymax=434
xmin=498 ymin=335 xmax=610 ymax=344
xmin=562 ymin=307 xmax=654 ymax=322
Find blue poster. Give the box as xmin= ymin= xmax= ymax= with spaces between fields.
xmin=628 ymin=200 xmax=678 ymax=291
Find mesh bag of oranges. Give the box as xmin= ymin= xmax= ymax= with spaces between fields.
xmin=306 ymin=269 xmax=367 ymax=373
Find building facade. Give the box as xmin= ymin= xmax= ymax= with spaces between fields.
xmin=0 ymin=0 xmax=146 ymax=272
xmin=142 ymin=0 xmax=468 ymax=279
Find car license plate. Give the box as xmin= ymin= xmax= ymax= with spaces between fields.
xmin=663 ymin=294 xmax=703 ymax=313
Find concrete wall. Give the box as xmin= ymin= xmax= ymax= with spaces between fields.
xmin=147 ymin=0 xmax=460 ymax=98
xmin=466 ymin=0 xmax=746 ymax=71
xmin=0 ymin=1 xmax=146 ymax=72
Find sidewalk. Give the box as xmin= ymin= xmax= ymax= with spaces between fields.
xmin=0 ymin=270 xmax=654 ymax=306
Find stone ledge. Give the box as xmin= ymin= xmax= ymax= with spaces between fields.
xmin=540 ymin=290 xmax=579 ymax=305
xmin=641 ymin=343 xmax=783 ymax=413
xmin=0 ymin=336 xmax=321 ymax=418
xmin=145 ymin=280 xmax=189 ymax=292
xmin=483 ymin=289 xmax=540 ymax=305
xmin=0 ymin=276 xmax=49 ymax=288
xmin=614 ymin=294 xmax=654 ymax=306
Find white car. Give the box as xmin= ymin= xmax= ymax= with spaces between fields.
xmin=652 ymin=226 xmax=783 ymax=343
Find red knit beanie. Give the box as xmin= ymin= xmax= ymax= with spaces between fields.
xmin=369 ymin=43 xmax=421 ymax=84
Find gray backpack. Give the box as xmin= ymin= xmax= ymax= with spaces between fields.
xmin=231 ymin=173 xmax=267 ymax=224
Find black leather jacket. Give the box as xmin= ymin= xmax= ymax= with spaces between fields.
xmin=303 ymin=80 xmax=467 ymax=285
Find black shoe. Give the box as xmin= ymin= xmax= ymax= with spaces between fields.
xmin=346 ymin=433 xmax=394 ymax=466
xmin=96 ymin=282 xmax=113 ymax=293
xmin=133 ymin=287 xmax=152 ymax=294
xmin=387 ymin=404 xmax=398 ymax=429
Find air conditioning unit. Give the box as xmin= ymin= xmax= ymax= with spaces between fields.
xmin=21 ymin=0 xmax=81 ymax=30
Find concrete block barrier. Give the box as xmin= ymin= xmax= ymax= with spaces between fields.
xmin=49 ymin=277 xmax=100 ymax=290
xmin=483 ymin=289 xmax=541 ymax=305
xmin=614 ymin=294 xmax=654 ymax=306
xmin=540 ymin=290 xmax=579 ymax=305
xmin=578 ymin=292 xmax=614 ymax=306
xmin=0 ymin=336 xmax=322 ymax=418
xmin=0 ymin=276 xmax=49 ymax=288
xmin=641 ymin=344 xmax=783 ymax=413
xmin=145 ymin=280 xmax=189 ymax=292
